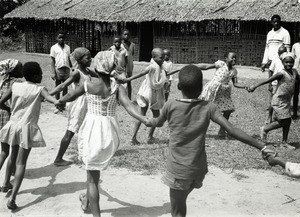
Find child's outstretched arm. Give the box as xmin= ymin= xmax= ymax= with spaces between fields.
xmin=248 ymin=72 xmax=283 ymax=92
xmin=0 ymin=87 xmax=12 ymax=113
xmin=195 ymin=63 xmax=216 ymax=70
xmin=41 ymin=88 xmax=59 ymax=104
xmin=122 ymin=67 xmax=150 ymax=83
xmin=118 ymin=86 xmax=147 ymax=124
xmin=49 ymin=70 xmax=80 ymax=96
xmin=166 ymin=69 xmax=180 ymax=77
xmin=214 ymin=115 xmax=276 ymax=158
xmin=231 ymin=69 xmax=247 ymax=89
xmin=59 ymin=84 xmax=85 ymax=103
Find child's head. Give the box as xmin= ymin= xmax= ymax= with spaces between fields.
xmin=122 ymin=29 xmax=130 ymax=41
xmin=56 ymin=30 xmax=65 ymax=45
xmin=163 ymin=49 xmax=171 ymax=61
xmin=178 ymin=65 xmax=203 ymax=99
xmin=278 ymin=45 xmax=287 ymax=56
xmin=280 ymin=52 xmax=295 ymax=70
xmin=224 ymin=52 xmax=237 ymax=67
xmin=271 ymin=14 xmax=281 ymax=31
xmin=113 ymin=37 xmax=122 ymax=49
xmin=152 ymin=48 xmax=164 ymax=66
xmin=22 ymin=62 xmax=42 ymax=83
xmin=72 ymin=47 xmax=92 ymax=68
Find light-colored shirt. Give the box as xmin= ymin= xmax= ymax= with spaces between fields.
xmin=151 ymin=99 xmax=222 ymax=179
xmin=50 ymin=43 xmax=71 ymax=69
xmin=292 ymin=42 xmax=300 ymax=71
xmin=269 ymin=55 xmax=284 ymax=85
xmin=262 ymin=27 xmax=290 ymax=64
xmin=163 ymin=60 xmax=173 ymax=80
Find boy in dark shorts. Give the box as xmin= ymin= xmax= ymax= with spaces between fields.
xmin=145 ymin=64 xmax=300 ymax=217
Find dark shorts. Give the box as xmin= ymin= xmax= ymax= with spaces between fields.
xmin=162 ymin=172 xmax=205 ymax=191
xmin=56 ymin=67 xmax=70 ymax=81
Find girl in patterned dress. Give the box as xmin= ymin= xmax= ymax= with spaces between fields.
xmin=0 ymin=62 xmax=59 ymax=209
xmin=58 ymin=51 xmax=147 ymax=217
xmin=0 ymin=59 xmax=23 ymax=192
xmin=49 ymin=47 xmax=97 ymax=166
xmin=249 ymin=52 xmax=299 ymax=149
xmin=199 ymin=52 xmax=248 ymax=138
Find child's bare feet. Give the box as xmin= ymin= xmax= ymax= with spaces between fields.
xmin=285 ymin=162 xmax=300 ymax=178
xmin=0 ymin=182 xmax=13 ymax=193
xmin=79 ymin=193 xmax=90 ymax=213
xmin=7 ymin=199 xmax=18 ymax=210
xmin=260 ymin=127 xmax=267 ymax=142
xmin=281 ymin=142 xmax=296 ymax=150
xmin=147 ymin=137 xmax=159 ymax=144
xmin=53 ymin=159 xmax=72 ymax=167
xmin=130 ymin=138 xmax=140 ymax=146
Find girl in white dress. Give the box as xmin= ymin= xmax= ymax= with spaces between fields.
xmin=0 ymin=62 xmax=59 ymax=209
xmin=58 ymin=51 xmax=147 ymax=217
xmin=49 ymin=47 xmax=97 ymax=166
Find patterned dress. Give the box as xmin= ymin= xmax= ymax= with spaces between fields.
xmin=201 ymin=60 xmax=237 ymax=112
xmin=271 ymin=69 xmax=297 ymax=120
xmin=77 ymin=80 xmax=120 ymax=171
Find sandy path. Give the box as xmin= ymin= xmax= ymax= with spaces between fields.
xmin=0 ymin=105 xmax=299 ymax=217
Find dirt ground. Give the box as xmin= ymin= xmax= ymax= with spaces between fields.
xmin=0 ymin=58 xmax=299 ymax=217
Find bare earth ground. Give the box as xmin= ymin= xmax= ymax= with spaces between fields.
xmin=0 ymin=52 xmax=299 ymax=217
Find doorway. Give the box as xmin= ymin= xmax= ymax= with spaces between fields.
xmin=139 ymin=21 xmax=154 ymax=61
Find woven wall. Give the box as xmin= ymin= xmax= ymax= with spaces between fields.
xmin=154 ymin=34 xmax=265 ymax=66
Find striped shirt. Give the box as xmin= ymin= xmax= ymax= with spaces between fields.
xmin=262 ymin=27 xmax=290 ymax=64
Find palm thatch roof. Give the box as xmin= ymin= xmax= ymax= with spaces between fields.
xmin=4 ymin=0 xmax=300 ymax=22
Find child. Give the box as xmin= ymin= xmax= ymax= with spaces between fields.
xmin=122 ymin=48 xmax=167 ymax=145
xmin=121 ymin=29 xmax=135 ymax=99
xmin=144 ymin=64 xmax=300 ymax=217
xmin=291 ymin=32 xmax=300 ymax=118
xmin=0 ymin=59 xmax=22 ymax=192
xmin=109 ymin=36 xmax=128 ymax=87
xmin=0 ymin=62 xmax=59 ymax=209
xmin=199 ymin=52 xmax=248 ymax=138
xmin=163 ymin=49 xmax=173 ymax=101
xmin=49 ymin=47 xmax=95 ymax=166
xmin=248 ymin=52 xmax=299 ymax=149
xmin=57 ymin=51 xmax=147 ymax=217
xmin=50 ymin=30 xmax=72 ymax=113
xmin=266 ymin=45 xmax=287 ymax=123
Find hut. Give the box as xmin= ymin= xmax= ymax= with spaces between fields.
xmin=4 ymin=0 xmax=300 ymax=66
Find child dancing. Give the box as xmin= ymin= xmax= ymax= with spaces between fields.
xmin=199 ymin=52 xmax=248 ymax=138
xmin=49 ymin=47 xmax=95 ymax=166
xmin=0 ymin=62 xmax=59 ymax=209
xmin=122 ymin=48 xmax=167 ymax=145
xmin=57 ymin=51 xmax=147 ymax=217
xmin=248 ymin=52 xmax=299 ymax=149
xmin=163 ymin=49 xmax=173 ymax=101
xmin=266 ymin=45 xmax=287 ymax=123
xmin=145 ymin=64 xmax=300 ymax=217
xmin=0 ymin=59 xmax=23 ymax=192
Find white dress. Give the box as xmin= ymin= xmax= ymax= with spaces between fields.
xmin=66 ymin=69 xmax=91 ymax=133
xmin=78 ymin=80 xmax=120 ymax=170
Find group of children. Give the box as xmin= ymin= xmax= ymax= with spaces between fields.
xmin=0 ymin=29 xmax=300 ymax=217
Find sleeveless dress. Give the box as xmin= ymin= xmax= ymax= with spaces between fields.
xmin=66 ymin=69 xmax=91 ymax=133
xmin=0 ymin=82 xmax=46 ymax=149
xmin=201 ymin=60 xmax=237 ymax=112
xmin=77 ymin=80 xmax=120 ymax=171
xmin=271 ymin=69 xmax=297 ymax=120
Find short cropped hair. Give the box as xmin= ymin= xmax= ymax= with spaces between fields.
xmin=22 ymin=62 xmax=42 ymax=82
xmin=178 ymin=65 xmax=203 ymax=96
xmin=121 ymin=29 xmax=130 ymax=34
xmin=271 ymin=14 xmax=281 ymax=21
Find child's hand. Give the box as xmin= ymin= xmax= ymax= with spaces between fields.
xmin=144 ymin=118 xmax=153 ymax=127
xmin=262 ymin=148 xmax=278 ymax=160
xmin=248 ymin=86 xmax=256 ymax=92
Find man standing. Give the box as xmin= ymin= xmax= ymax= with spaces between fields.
xmin=261 ymin=14 xmax=291 ymax=72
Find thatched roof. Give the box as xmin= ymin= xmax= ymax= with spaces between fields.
xmin=4 ymin=0 xmax=300 ymax=22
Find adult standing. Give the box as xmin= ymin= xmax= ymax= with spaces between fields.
xmin=121 ymin=29 xmax=135 ymax=99
xmin=261 ymin=14 xmax=291 ymax=72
